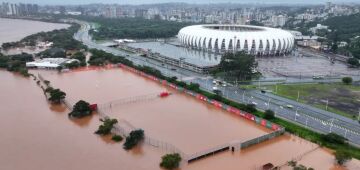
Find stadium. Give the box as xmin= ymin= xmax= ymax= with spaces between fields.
xmin=178 ymin=24 xmax=295 ymax=56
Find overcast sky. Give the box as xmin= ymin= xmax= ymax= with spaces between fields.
xmin=1 ymin=0 xmax=360 ymax=5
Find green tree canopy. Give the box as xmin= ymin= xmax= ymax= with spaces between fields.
xmin=342 ymin=77 xmax=353 ymax=85
xmin=160 ymin=153 xmax=182 ymax=170
xmin=347 ymin=58 xmax=359 ymax=67
xmin=123 ymin=129 xmax=144 ymax=150
xmin=48 ymin=89 xmax=66 ymax=103
xmin=264 ymin=109 xmax=275 ymax=120
xmin=95 ymin=118 xmax=118 ymax=135
xmin=68 ymin=100 xmax=92 ymax=118
xmin=335 ymin=150 xmax=352 ymax=165
xmin=216 ymin=52 xmax=258 ymax=80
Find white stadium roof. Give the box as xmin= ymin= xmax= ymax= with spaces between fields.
xmin=178 ymin=24 xmax=295 ymax=56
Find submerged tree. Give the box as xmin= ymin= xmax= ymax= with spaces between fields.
xmin=48 ymin=89 xmax=66 ymax=104
xmin=68 ymin=100 xmax=92 ymax=118
xmin=335 ymin=150 xmax=352 ymax=165
xmin=123 ymin=129 xmax=144 ymax=150
xmin=160 ymin=153 xmax=182 ymax=170
xmin=95 ymin=118 xmax=118 ymax=135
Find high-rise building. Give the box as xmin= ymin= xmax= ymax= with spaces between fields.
xmin=271 ymin=15 xmax=287 ymax=27
xmin=0 ymin=2 xmax=38 ymax=16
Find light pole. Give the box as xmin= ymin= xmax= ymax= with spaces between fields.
xmin=325 ymin=99 xmax=329 ymax=111
xmin=275 ymin=84 xmax=278 ymax=94
xmin=295 ymin=107 xmax=299 ymax=121
xmin=329 ymin=118 xmax=335 ymax=133
xmin=242 ymin=91 xmax=245 ymax=102
xmin=345 ymin=129 xmax=348 ymax=138
xmin=267 ymin=98 xmax=271 ymax=109
xmin=297 ymin=91 xmax=300 ymax=102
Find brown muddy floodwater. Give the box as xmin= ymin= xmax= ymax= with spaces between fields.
xmin=1 ymin=68 xmax=359 ymax=170
xmin=36 ymin=69 xmax=271 ymax=154
xmin=0 ymin=18 xmax=69 ymax=45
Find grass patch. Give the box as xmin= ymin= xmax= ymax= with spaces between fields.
xmin=256 ymin=83 xmax=360 ymax=119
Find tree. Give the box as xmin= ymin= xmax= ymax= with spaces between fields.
xmin=264 ymin=109 xmax=275 ymax=120
xmin=245 ymin=104 xmax=257 ymax=113
xmin=321 ymin=133 xmax=347 ymax=145
xmin=347 ymin=58 xmax=360 ymax=67
xmin=160 ymin=153 xmax=182 ymax=170
xmin=112 ymin=135 xmax=123 ymax=142
xmin=342 ymin=77 xmax=353 ymax=85
xmin=216 ymin=52 xmax=258 ymax=80
xmin=123 ymin=129 xmax=144 ymax=150
xmin=48 ymin=89 xmax=66 ymax=103
xmin=187 ymin=82 xmax=200 ymax=91
xmin=95 ymin=118 xmax=118 ymax=135
xmin=335 ymin=150 xmax=352 ymax=165
xmin=68 ymin=100 xmax=92 ymax=118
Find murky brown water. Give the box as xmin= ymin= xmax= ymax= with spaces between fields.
xmin=0 ymin=70 xmax=165 ymax=170
xmin=37 ymin=69 xmax=271 ymax=154
xmin=1 ymin=68 xmax=359 ymax=170
xmin=0 ymin=18 xmax=69 ymax=45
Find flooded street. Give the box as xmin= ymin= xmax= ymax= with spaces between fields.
xmin=0 ymin=18 xmax=69 ymax=45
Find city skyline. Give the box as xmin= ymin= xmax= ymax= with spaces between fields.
xmin=1 ymin=0 xmax=360 ymax=5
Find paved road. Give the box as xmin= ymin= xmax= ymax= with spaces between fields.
xmin=74 ymin=21 xmax=360 ymax=145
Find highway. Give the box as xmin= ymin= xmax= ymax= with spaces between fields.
xmin=74 ymin=21 xmax=360 ymax=145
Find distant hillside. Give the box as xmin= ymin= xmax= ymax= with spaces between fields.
xmin=322 ymin=13 xmax=360 ymax=42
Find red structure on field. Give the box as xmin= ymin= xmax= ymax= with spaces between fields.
xmin=90 ymin=104 xmax=98 ymax=111
xmin=159 ymin=91 xmax=171 ymax=98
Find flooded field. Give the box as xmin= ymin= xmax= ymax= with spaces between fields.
xmin=0 ymin=70 xmax=166 ymax=170
xmin=36 ymin=68 xmax=271 ymax=155
xmin=0 ymin=18 xmax=69 ymax=45
xmin=0 ymin=69 xmax=360 ymax=170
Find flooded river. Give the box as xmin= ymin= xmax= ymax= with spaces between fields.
xmin=0 ymin=18 xmax=69 ymax=45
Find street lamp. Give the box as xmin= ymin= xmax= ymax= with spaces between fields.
xmin=297 ymin=91 xmax=300 ymax=102
xmin=325 ymin=99 xmax=329 ymax=111
xmin=295 ymin=107 xmax=299 ymax=121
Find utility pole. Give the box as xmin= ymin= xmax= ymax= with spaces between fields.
xmin=297 ymin=91 xmax=300 ymax=101
xmin=295 ymin=107 xmax=299 ymax=121
xmin=275 ymin=84 xmax=278 ymax=94
xmin=326 ymin=99 xmax=329 ymax=111
xmin=242 ymin=91 xmax=245 ymax=102
xmin=329 ymin=118 xmax=335 ymax=133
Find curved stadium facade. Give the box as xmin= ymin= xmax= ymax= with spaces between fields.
xmin=178 ymin=25 xmax=295 ymax=56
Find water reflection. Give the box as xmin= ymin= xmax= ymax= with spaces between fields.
xmin=127 ymin=41 xmax=221 ymax=66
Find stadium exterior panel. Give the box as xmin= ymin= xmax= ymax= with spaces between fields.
xmin=178 ymin=25 xmax=295 ymax=56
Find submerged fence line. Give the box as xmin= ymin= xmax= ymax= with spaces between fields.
xmin=118 ymin=63 xmax=284 ymax=132
xmin=39 ymin=65 xmax=286 ymax=163
xmin=97 ymin=92 xmax=161 ymax=110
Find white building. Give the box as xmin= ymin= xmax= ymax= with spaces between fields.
xmin=26 ymin=58 xmax=79 ymax=69
xmin=178 ymin=24 xmax=295 ymax=56
xmin=310 ymin=24 xmax=329 ymax=34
